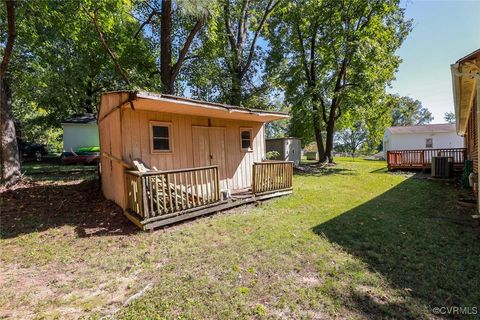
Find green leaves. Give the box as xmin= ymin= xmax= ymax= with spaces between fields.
xmin=268 ymin=0 xmax=412 ymax=157
xmin=389 ymin=94 xmax=433 ymax=126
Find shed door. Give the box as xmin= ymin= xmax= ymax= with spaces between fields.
xmin=192 ymin=126 xmax=211 ymax=167
xmin=192 ymin=126 xmax=227 ymax=189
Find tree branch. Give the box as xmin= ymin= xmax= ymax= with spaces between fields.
xmin=224 ymin=2 xmax=236 ymax=52
xmin=236 ymin=0 xmax=249 ymax=51
xmin=309 ymin=22 xmax=318 ymax=84
xmin=171 ymin=17 xmax=205 ymax=80
xmin=83 ymin=7 xmax=131 ymax=85
xmin=294 ymin=21 xmax=311 ymax=85
xmin=241 ymin=0 xmax=280 ymax=76
xmin=320 ymin=95 xmax=328 ymax=123
xmin=0 ymin=0 xmax=16 ymax=77
xmin=335 ymin=104 xmax=342 ymax=120
xmin=134 ymin=9 xmax=157 ymax=38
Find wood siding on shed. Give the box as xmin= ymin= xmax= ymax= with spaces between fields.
xmin=99 ymin=94 xmax=266 ymax=209
xmin=98 ymin=93 xmax=130 ymax=208
xmin=121 ymin=109 xmax=265 ymax=190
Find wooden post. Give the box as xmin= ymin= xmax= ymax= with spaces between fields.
xmin=252 ymin=164 xmax=256 ymax=194
xmin=141 ymin=176 xmax=149 ymax=218
xmin=155 ymin=176 xmax=160 ymax=215
xmin=166 ymin=173 xmax=173 ymax=213
xmin=215 ymin=167 xmax=220 ymax=201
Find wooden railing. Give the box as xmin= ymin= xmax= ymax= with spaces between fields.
xmin=125 ymin=165 xmax=221 ymax=220
xmin=252 ymin=161 xmax=293 ymax=195
xmin=387 ymin=148 xmax=467 ymax=170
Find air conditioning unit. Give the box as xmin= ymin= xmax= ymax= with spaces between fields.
xmin=431 ymin=156 xmax=453 ymax=179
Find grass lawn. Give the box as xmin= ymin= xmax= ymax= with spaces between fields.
xmin=21 ymin=160 xmax=98 ymax=182
xmin=1 ymin=158 xmax=478 ymax=319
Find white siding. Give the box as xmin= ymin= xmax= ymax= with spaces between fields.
xmin=62 ymin=123 xmax=99 ymax=151
xmin=383 ymin=130 xmax=464 ymax=152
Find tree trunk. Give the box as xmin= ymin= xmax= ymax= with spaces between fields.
xmin=229 ymin=69 xmax=242 ymax=106
xmin=314 ymin=125 xmax=326 ymax=162
xmin=311 ymin=109 xmax=326 ymax=162
xmin=0 ymin=76 xmax=21 ymax=186
xmin=160 ymin=0 xmax=174 ymax=94
xmin=324 ymin=115 xmax=335 ymax=163
xmin=85 ymin=80 xmax=94 ymax=113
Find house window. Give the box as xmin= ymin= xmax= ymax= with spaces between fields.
xmin=150 ymin=122 xmax=172 ymax=153
xmin=426 ymin=138 xmax=433 ymax=148
xmin=240 ymin=128 xmax=253 ymax=152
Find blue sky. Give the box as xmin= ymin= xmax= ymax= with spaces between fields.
xmin=389 ymin=0 xmax=480 ymax=123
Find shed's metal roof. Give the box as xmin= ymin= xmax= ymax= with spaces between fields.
xmin=63 ymin=113 xmax=97 ymax=124
xmin=100 ymin=91 xmax=289 ymax=123
xmin=387 ymin=123 xmax=456 ymax=134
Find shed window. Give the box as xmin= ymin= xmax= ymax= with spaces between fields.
xmin=426 ymin=138 xmax=433 ymax=148
xmin=150 ymin=122 xmax=172 ymax=152
xmin=240 ymin=128 xmax=252 ymax=151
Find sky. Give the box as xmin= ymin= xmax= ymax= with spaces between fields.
xmin=389 ymin=0 xmax=480 ymax=123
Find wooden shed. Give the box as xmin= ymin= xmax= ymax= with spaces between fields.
xmin=98 ymin=91 xmax=293 ymax=229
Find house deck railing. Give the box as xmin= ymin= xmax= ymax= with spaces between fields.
xmin=387 ymin=148 xmax=467 ymax=170
xmin=125 ymin=165 xmax=221 ymax=220
xmin=252 ymin=161 xmax=293 ymax=194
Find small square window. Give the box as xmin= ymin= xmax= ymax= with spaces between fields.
xmin=240 ymin=128 xmax=252 ymax=151
xmin=426 ymin=138 xmax=433 ymax=148
xmin=150 ymin=122 xmax=172 ymax=153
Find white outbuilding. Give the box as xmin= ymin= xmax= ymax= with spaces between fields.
xmin=265 ymin=137 xmax=302 ymax=165
xmin=383 ymin=123 xmax=464 ymax=152
xmin=62 ymin=113 xmax=99 ymax=152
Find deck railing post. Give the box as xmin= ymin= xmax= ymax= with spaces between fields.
xmin=252 ymin=164 xmax=256 ymax=194
xmin=141 ymin=175 xmax=149 ymax=218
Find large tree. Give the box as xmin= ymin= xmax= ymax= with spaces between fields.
xmin=133 ymin=0 xmax=212 ymax=94
xmin=10 ymin=0 xmax=157 ymax=149
xmin=1 ymin=0 xmax=20 ymax=185
xmin=390 ymin=94 xmax=433 ymax=126
xmin=335 ymin=121 xmax=367 ymax=157
xmin=181 ymin=0 xmax=282 ymax=109
xmin=221 ymin=0 xmax=280 ymax=105
xmin=270 ymin=0 xmax=411 ymax=162
xmin=444 ymin=111 xmax=455 ymax=124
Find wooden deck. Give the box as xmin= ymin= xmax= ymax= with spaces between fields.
xmin=387 ymin=148 xmax=467 ymax=171
xmin=124 ymin=161 xmax=293 ymax=230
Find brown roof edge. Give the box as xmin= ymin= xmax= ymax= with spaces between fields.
xmin=387 ymin=123 xmax=456 ymax=134
xmin=104 ymin=90 xmax=289 ymax=117
xmin=456 ymin=48 xmax=480 ymax=64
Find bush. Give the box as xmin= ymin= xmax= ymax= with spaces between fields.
xmin=266 ymin=151 xmax=280 ymax=160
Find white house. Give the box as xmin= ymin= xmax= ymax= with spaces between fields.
xmin=383 ymin=123 xmax=464 ymax=152
xmin=62 ymin=113 xmax=99 ymax=152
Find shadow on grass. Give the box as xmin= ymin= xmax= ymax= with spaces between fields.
xmin=0 ymin=180 xmax=137 ymax=239
xmin=295 ymin=163 xmax=357 ymax=177
xmin=312 ymin=177 xmax=479 ymax=319
xmin=369 ymin=167 xmax=388 ymax=174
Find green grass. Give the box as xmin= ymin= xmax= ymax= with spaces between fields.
xmin=1 ymin=158 xmax=478 ymax=319
xmin=21 ymin=161 xmax=97 ymax=182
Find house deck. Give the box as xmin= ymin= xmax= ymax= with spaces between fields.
xmin=387 ymin=148 xmax=467 ymax=171
xmin=124 ymin=161 xmax=293 ymax=230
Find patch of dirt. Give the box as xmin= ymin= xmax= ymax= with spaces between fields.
xmin=0 ymin=179 xmax=144 ymax=319
xmin=0 ymin=179 xmax=134 ymax=238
